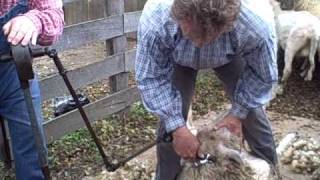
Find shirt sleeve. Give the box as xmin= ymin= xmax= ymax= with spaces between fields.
xmin=135 ymin=28 xmax=186 ymax=133
xmin=23 ymin=0 xmax=64 ymax=45
xmin=230 ymin=36 xmax=278 ymax=119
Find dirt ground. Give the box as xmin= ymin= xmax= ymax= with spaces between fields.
xmin=81 ymin=109 xmax=320 ymax=180
xmin=70 ymin=42 xmax=320 ymax=180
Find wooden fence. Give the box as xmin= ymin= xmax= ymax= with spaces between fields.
xmin=63 ymin=0 xmax=146 ymax=25
xmin=41 ymin=0 xmax=143 ymax=143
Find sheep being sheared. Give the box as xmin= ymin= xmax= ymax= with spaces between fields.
xmin=270 ymin=0 xmax=320 ymax=82
xmin=177 ymin=126 xmax=276 ymax=180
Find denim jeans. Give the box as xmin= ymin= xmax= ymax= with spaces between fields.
xmin=0 ymin=62 xmax=46 ymax=180
xmin=0 ymin=0 xmax=46 ymax=179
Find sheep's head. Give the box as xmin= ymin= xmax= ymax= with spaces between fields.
xmin=197 ymin=127 xmax=221 ymax=155
xmin=177 ymin=126 xmax=255 ymax=180
xmin=269 ymin=0 xmax=281 ymax=9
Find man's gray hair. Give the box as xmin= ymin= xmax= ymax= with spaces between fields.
xmin=171 ymin=0 xmax=241 ymax=32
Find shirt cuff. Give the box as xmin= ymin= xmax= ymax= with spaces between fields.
xmin=22 ymin=11 xmax=43 ymax=35
xmin=165 ymin=116 xmax=186 ymax=133
xmin=229 ymin=103 xmax=249 ymax=120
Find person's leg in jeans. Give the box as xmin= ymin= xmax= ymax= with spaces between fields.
xmin=213 ymin=58 xmax=278 ymax=166
xmin=155 ymin=64 xmax=198 ymax=180
xmin=0 ymin=62 xmax=46 ymax=180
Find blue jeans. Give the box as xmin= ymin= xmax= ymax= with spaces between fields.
xmin=0 ymin=62 xmax=45 ymax=180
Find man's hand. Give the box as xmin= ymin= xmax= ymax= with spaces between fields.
xmin=172 ymin=126 xmax=200 ymax=160
xmin=3 ymin=16 xmax=38 ymax=46
xmin=216 ymin=114 xmax=242 ymax=137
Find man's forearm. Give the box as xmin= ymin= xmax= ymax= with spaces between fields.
xmin=25 ymin=0 xmax=64 ymax=45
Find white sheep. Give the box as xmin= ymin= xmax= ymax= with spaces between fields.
xmin=270 ymin=0 xmax=320 ymax=82
xmin=242 ymin=0 xmax=275 ymax=27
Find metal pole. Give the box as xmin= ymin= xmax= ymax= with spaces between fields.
xmin=0 ymin=117 xmax=11 ymax=169
xmin=46 ymin=49 xmax=118 ymax=171
xmin=45 ymin=48 xmax=159 ymax=171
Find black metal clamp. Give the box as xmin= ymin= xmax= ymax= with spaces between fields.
xmin=193 ymin=154 xmax=217 ymax=168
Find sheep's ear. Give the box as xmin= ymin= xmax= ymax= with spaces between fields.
xmin=196 ymin=128 xmax=208 ymax=139
xmin=197 ymin=127 xmax=218 ymax=142
xmin=197 ymin=127 xmax=213 ymax=140
xmin=269 ymin=0 xmax=280 ymax=6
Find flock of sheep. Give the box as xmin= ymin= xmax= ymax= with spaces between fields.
xmin=273 ymin=0 xmax=320 ymax=84
xmin=245 ymin=0 xmax=320 ymax=90
xmin=271 ymin=0 xmax=320 ymax=90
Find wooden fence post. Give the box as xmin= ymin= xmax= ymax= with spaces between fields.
xmin=124 ymin=0 xmax=138 ymax=12
xmin=41 ymin=0 xmax=145 ymax=143
xmin=106 ymin=0 xmax=130 ymax=124
xmin=63 ymin=0 xmax=89 ymax=25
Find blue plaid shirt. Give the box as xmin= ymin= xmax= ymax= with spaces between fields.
xmin=135 ymin=0 xmax=278 ymax=133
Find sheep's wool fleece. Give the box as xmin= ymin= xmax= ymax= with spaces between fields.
xmin=294 ymin=0 xmax=320 ymax=17
xmin=241 ymin=0 xmax=275 ymax=28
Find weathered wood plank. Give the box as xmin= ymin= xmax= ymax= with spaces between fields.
xmin=40 ymin=54 xmax=125 ymax=101
xmin=63 ymin=0 xmax=89 ymax=25
xmin=110 ymin=72 xmax=129 ymax=92
xmin=109 ymin=37 xmax=129 ymax=93
xmin=63 ymin=0 xmax=77 ymax=4
xmin=106 ymin=0 xmax=129 ymax=93
xmin=111 ymin=36 xmax=127 ymax=54
xmin=125 ymin=48 xmax=136 ymax=71
xmin=53 ymin=15 xmax=123 ymax=51
xmin=124 ymin=0 xmax=139 ymax=12
xmin=124 ymin=11 xmax=141 ymax=33
xmin=107 ymin=0 xmax=125 ymax=15
xmin=107 ymin=37 xmax=128 ymax=93
xmin=138 ymin=0 xmax=147 ymax=10
xmin=44 ymin=87 xmax=140 ymax=143
xmin=107 ymin=0 xmax=131 ymax=122
xmin=88 ymin=0 xmax=106 ymax=20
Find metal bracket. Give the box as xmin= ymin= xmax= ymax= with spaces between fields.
xmin=0 ymin=117 xmax=12 ymax=169
xmin=193 ymin=154 xmax=217 ymax=168
xmin=11 ymin=45 xmax=34 ymax=89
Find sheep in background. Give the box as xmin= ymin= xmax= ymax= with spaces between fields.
xmin=278 ymin=0 xmax=320 ymax=18
xmin=241 ymin=0 xmax=275 ymax=26
xmin=270 ymin=0 xmax=320 ymax=82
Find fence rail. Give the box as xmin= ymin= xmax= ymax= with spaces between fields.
xmin=45 ymin=87 xmax=140 ymax=143
xmin=40 ymin=0 xmax=142 ymax=142
xmin=52 ymin=11 xmax=141 ymax=51
xmin=40 ymin=51 xmax=137 ymax=101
